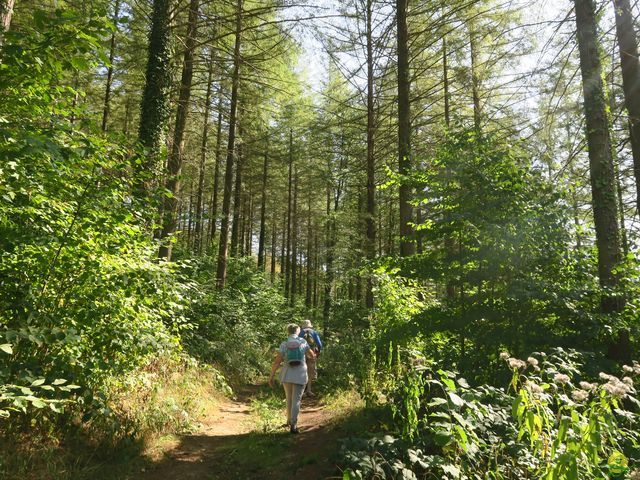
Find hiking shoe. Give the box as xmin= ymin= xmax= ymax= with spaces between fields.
xmin=290 ymin=426 xmax=299 ymax=434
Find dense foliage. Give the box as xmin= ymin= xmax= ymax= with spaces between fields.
xmin=0 ymin=8 xmax=188 ymax=418
xmin=2 ymin=0 xmax=640 ymax=478
xmin=341 ymin=350 xmax=640 ymax=479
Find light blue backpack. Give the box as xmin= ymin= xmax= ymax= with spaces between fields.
xmin=285 ymin=338 xmax=304 ymax=366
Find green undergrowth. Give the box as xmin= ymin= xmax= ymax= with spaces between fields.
xmin=338 ymin=349 xmax=640 ymax=480
xmin=0 ymin=356 xmax=231 ymax=480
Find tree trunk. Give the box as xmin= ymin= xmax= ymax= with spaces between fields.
xmin=305 ymin=193 xmax=313 ymax=308
xmin=323 ymin=185 xmax=334 ymax=337
xmin=216 ymin=0 xmax=242 ymax=289
xmin=290 ymin=168 xmax=299 ymax=306
xmin=270 ymin=209 xmax=277 ymax=280
xmin=469 ymin=21 xmax=481 ymax=131
xmin=0 ymin=0 xmax=15 ymax=42
xmin=284 ymin=130 xmax=294 ymax=297
xmin=230 ymin=122 xmax=243 ymax=257
xmin=365 ymin=0 xmax=376 ymax=308
xmin=158 ymin=0 xmax=199 ymax=260
xmin=102 ymin=0 xmax=121 ymax=132
xmin=209 ymin=87 xmax=224 ymax=244
xmin=239 ymin=187 xmax=247 ymax=256
xmin=280 ymin=204 xmax=287 ymax=282
xmin=416 ymin=206 xmax=423 ymax=254
xmin=443 ymin=33 xmax=456 ymax=299
xmin=313 ymin=229 xmax=319 ymax=308
xmin=257 ymin=150 xmax=269 ymax=269
xmin=186 ymin=181 xmax=194 ymax=250
xmin=387 ymin=194 xmax=394 ymax=255
xmin=137 ymin=0 xmax=173 ymax=193
xmin=574 ymin=0 xmax=627 ymax=360
xmin=245 ymin=187 xmax=253 ymax=256
xmin=397 ymin=0 xmax=414 ymax=257
xmin=612 ymin=0 xmax=640 ymax=214
xmin=615 ymin=160 xmax=629 ymax=255
xmin=195 ymin=49 xmax=215 ymax=254
xmin=443 ymin=35 xmax=451 ymax=128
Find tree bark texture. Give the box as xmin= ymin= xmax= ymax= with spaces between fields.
xmin=102 ymin=0 xmax=121 ymax=132
xmin=138 ymin=0 xmax=173 ymax=187
xmin=290 ymin=168 xmax=298 ymax=306
xmin=284 ymin=129 xmax=293 ymax=297
xmin=574 ymin=0 xmax=628 ymax=360
xmin=305 ymin=192 xmax=313 ymax=308
xmin=158 ymin=0 xmax=200 ymax=260
xmin=216 ymin=0 xmax=242 ymax=289
xmin=612 ymin=0 xmax=640 ymax=214
xmin=195 ymin=49 xmax=215 ymax=254
xmin=257 ymin=150 xmax=269 ymax=269
xmin=0 ymin=0 xmax=15 ymax=38
xmin=443 ymin=33 xmax=455 ymax=299
xmin=397 ymin=0 xmax=415 ymax=257
xmin=270 ymin=209 xmax=277 ymax=280
xmin=443 ymin=35 xmax=451 ymax=128
xmin=574 ymin=0 xmax=623 ymax=302
xmin=323 ymin=185 xmax=334 ymax=336
xmin=469 ymin=21 xmax=481 ymax=131
xmin=365 ymin=0 xmax=376 ymax=308
xmin=209 ymin=88 xmax=224 ymax=244
xmin=230 ymin=122 xmax=243 ymax=257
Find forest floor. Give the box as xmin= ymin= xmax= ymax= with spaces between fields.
xmin=135 ymin=384 xmax=370 ymax=480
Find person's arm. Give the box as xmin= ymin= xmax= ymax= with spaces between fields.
xmin=313 ymin=331 xmax=323 ymax=352
xmin=305 ymin=347 xmax=316 ymax=359
xmin=269 ymin=351 xmax=283 ymax=388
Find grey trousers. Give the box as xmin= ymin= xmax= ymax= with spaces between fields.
xmin=282 ymin=382 xmax=305 ymax=427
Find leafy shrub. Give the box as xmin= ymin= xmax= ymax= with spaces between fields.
xmin=0 ymin=356 xmax=228 ymax=480
xmin=340 ymin=349 xmax=640 ymax=479
xmin=184 ymin=256 xmax=293 ymax=382
xmin=0 ymin=8 xmax=189 ymax=420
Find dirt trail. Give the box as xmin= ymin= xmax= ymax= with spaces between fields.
xmin=138 ymin=385 xmax=344 ymax=480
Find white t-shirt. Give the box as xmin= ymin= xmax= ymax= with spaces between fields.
xmin=278 ymin=335 xmax=310 ymax=385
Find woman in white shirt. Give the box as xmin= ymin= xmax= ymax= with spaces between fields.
xmin=268 ymin=323 xmax=316 ymax=433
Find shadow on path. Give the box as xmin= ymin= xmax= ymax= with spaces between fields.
xmin=137 ymin=385 xmax=349 ymax=480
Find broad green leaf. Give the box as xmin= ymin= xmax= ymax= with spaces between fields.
xmin=448 ymin=392 xmax=464 ymax=408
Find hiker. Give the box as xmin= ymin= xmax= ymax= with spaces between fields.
xmin=268 ymin=323 xmax=316 ymax=434
xmin=298 ymin=319 xmax=322 ymax=396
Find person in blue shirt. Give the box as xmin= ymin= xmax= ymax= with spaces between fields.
xmin=298 ymin=319 xmax=322 ymax=396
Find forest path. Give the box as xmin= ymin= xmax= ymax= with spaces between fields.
xmin=138 ymin=384 xmax=345 ymax=480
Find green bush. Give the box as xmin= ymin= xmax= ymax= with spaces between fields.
xmin=184 ymin=256 xmax=293 ymax=382
xmin=0 ymin=8 xmax=189 ymax=421
xmin=340 ymin=349 xmax=640 ymax=479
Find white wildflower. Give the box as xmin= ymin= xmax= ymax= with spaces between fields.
xmin=499 ymin=352 xmax=510 ymax=361
xmin=571 ymin=389 xmax=589 ymax=402
xmin=579 ymin=381 xmax=597 ymax=392
xmin=602 ymin=376 xmax=632 ymax=398
xmin=599 ymin=372 xmax=613 ymax=381
xmin=508 ymin=358 xmax=527 ymax=370
xmin=527 ymin=357 xmax=539 ymax=368
xmin=629 ymin=470 xmax=640 ymax=480
xmin=553 ymin=373 xmax=570 ymax=385
xmin=623 ymin=365 xmax=634 ymax=373
xmin=623 ymin=376 xmax=634 ymax=387
xmin=525 ymin=381 xmax=543 ymax=395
